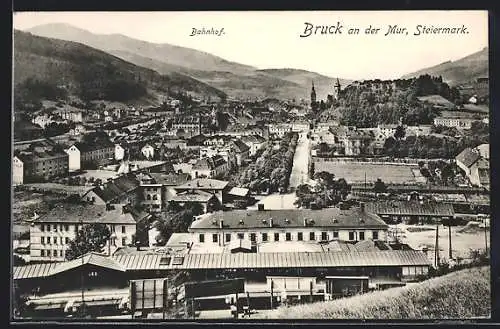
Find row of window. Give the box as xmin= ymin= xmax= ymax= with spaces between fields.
xmin=40 ymin=237 xmax=127 ymax=246
xmin=40 ymin=249 xmax=64 ymax=258
xmin=40 ymin=224 xmax=127 ymax=233
xmin=200 ymin=231 xmax=379 ymax=243
xmin=145 ymin=194 xmax=160 ymax=201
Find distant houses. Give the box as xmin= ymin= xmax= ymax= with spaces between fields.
xmin=65 ymin=140 xmax=115 ymax=171
xmin=455 ymin=145 xmax=490 ymax=190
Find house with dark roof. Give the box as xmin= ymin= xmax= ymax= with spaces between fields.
xmin=229 ymin=139 xmax=251 ymax=166
xmin=175 ymin=178 xmax=230 ymax=204
xmin=81 ymin=174 xmax=141 ymax=207
xmin=169 ymin=190 xmax=221 ymax=213
xmin=455 ymin=146 xmax=490 ymax=189
xmin=13 ymin=144 xmax=69 ymax=185
xmin=240 ymin=135 xmax=267 ymax=156
xmin=65 ymin=139 xmax=114 ymax=171
xmin=28 ymin=202 xmax=150 ymax=262
xmin=191 ymin=155 xmax=229 ymax=179
xmin=188 ymin=205 xmax=388 ymax=247
xmin=365 ymin=200 xmax=455 ymax=224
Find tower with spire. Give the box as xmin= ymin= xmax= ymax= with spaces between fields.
xmin=310 ymin=81 xmax=317 ymax=104
xmin=334 ymin=78 xmax=342 ymax=100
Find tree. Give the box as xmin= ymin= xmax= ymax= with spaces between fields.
xmin=373 ymin=178 xmax=388 ymax=194
xmin=65 ymin=223 xmax=111 ymax=260
xmin=394 ymin=125 xmax=406 ymax=140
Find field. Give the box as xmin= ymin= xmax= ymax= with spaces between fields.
xmin=417 ymin=95 xmax=455 ymax=108
xmin=394 ymin=224 xmax=489 ymax=262
xmin=314 ymin=162 xmax=422 ymax=184
xmin=261 ymin=266 xmax=490 ymax=319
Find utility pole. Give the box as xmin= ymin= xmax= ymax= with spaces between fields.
xmin=448 ymin=220 xmax=452 ymax=260
xmin=484 ymin=220 xmax=488 ymax=253
xmin=434 ymin=224 xmax=439 ymax=267
xmin=270 ymin=280 xmax=274 ymax=309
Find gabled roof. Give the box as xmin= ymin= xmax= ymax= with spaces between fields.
xmin=365 ymin=201 xmax=454 ymax=217
xmin=192 ymin=155 xmax=227 ymax=170
xmin=170 ymin=190 xmax=216 ymax=203
xmin=149 ymin=172 xmax=191 ymax=186
xmin=50 ymin=252 xmax=126 ymax=276
xmin=189 ymin=207 xmax=387 ymax=230
xmin=86 ymin=174 xmax=140 ymax=204
xmin=456 ymin=148 xmax=481 ymax=168
xmin=228 ymin=187 xmax=250 ymax=197
xmin=73 ymin=140 xmax=114 ymax=152
xmin=230 ymin=139 xmax=251 ymax=153
xmin=176 ymin=178 xmax=229 ymax=191
xmin=35 ymin=203 xmax=138 ymax=224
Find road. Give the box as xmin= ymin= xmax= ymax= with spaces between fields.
xmin=251 ymin=131 xmax=312 ymax=210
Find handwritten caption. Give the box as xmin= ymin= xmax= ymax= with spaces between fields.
xmin=299 ymin=22 xmax=469 ymax=37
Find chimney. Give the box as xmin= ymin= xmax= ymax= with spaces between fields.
xmin=219 ymin=219 xmax=224 ymax=229
xmin=269 ymin=218 xmax=273 ymax=228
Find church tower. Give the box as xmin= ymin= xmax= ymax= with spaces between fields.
xmin=310 ymin=81 xmax=317 ymax=104
xmin=334 ymin=78 xmax=341 ymax=100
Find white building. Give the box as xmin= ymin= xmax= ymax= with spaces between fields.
xmin=433 ymin=117 xmax=475 ymax=129
xmin=188 ymin=206 xmax=388 ymax=247
xmin=268 ymin=123 xmax=293 ymax=138
xmin=115 ymin=144 xmax=126 ymax=161
xmin=12 ymin=155 xmax=24 ymax=185
xmin=141 ymin=144 xmax=155 ymax=159
xmin=29 ymin=203 xmax=142 ymax=262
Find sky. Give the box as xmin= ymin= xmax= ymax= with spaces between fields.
xmin=13 ymin=11 xmax=488 ymax=80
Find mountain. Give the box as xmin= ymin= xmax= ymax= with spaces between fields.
xmin=26 ymin=23 xmax=343 ymax=100
xmin=402 ymin=47 xmax=488 ymax=86
xmin=13 ymin=30 xmax=226 ymax=110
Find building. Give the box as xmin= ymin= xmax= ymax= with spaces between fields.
xmin=32 ymin=113 xmax=54 ymax=129
xmin=55 ymin=109 xmax=83 ymax=123
xmin=170 ymin=190 xmax=222 ymax=213
xmin=291 ymin=121 xmax=310 ymax=132
xmin=188 ymin=205 xmax=388 ymax=248
xmin=268 ymin=123 xmax=292 ymax=138
xmin=405 ymin=125 xmax=432 ymax=137
xmin=341 ymin=130 xmax=373 ymax=156
xmin=147 ymin=172 xmax=191 ymax=206
xmin=229 ymin=139 xmax=251 ymax=166
xmin=115 ymin=144 xmax=126 ymax=161
xmin=66 ymin=141 xmax=115 ymax=171
xmin=141 ymin=144 xmax=155 ymax=159
xmin=81 ymin=174 xmax=141 ymax=207
xmin=365 ymin=201 xmax=455 ymax=225
xmin=191 ymin=155 xmax=229 ymax=179
xmin=376 ymin=124 xmax=398 ymax=139
xmin=28 ymin=203 xmax=146 ymax=262
xmin=12 ymin=142 xmax=69 ymax=185
xmin=174 ymin=178 xmax=229 ymax=205
xmin=433 ymin=117 xmax=476 ymax=129
xmin=455 ymin=147 xmax=490 ymax=189
xmin=171 ymin=117 xmax=201 ymax=138
xmin=240 ymin=135 xmax=267 ymax=156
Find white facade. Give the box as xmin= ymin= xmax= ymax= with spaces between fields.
xmin=12 ymin=156 xmax=24 ymax=185
xmin=29 ymin=222 xmax=136 ymax=262
xmin=433 ymin=117 xmax=475 ymax=129
xmin=142 ymin=184 xmax=163 ymax=212
xmin=268 ymin=124 xmax=292 ymax=138
xmin=65 ymin=145 xmax=81 ymax=171
xmin=141 ymin=144 xmax=155 ymax=159
xmin=115 ymin=144 xmax=126 ymax=161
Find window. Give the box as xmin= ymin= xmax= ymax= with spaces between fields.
xmin=41 ymin=237 xmax=45 ymax=244
xmin=309 ymin=232 xmax=315 ymax=241
xmin=46 ymin=250 xmax=51 ymax=257
xmin=60 ymin=250 xmax=64 ymax=257
xmin=147 ymin=195 xmax=152 ymax=200
xmin=359 ymin=231 xmax=365 ymax=240
xmin=237 ymin=233 xmax=244 ymax=240
xmin=54 ymin=225 xmax=57 ymax=232
xmin=159 ymin=256 xmax=171 ymax=265
xmin=153 ymin=195 xmax=158 ymax=200
xmin=47 ymin=224 xmax=51 ymax=231
xmin=372 ymin=231 xmax=379 ymax=240
xmin=41 ymin=250 xmax=45 ymax=257
xmin=212 ymin=234 xmax=218 ymax=243
xmin=225 ymin=233 xmax=231 ymax=242
xmin=65 ymin=237 xmax=70 ymax=244
xmin=274 ymin=233 xmax=280 ymax=241
xmin=333 ymin=231 xmax=339 ymax=239
xmin=41 ymin=225 xmax=45 ymax=232
xmin=349 ymin=232 xmax=355 ymax=241
xmin=262 ymin=233 xmax=268 ymax=242
xmin=199 ymin=234 xmax=205 ymax=243
xmin=54 ymin=238 xmax=58 ymax=245
xmin=64 ymin=225 xmax=69 ymax=231
xmin=297 ymin=232 xmax=303 ymax=241
xmin=47 ymin=237 xmax=51 ymax=244
xmin=285 ymin=233 xmax=291 ymax=241
xmin=122 ymin=226 xmax=126 ymax=234
xmin=250 ymin=233 xmax=256 ymax=242
xmin=122 ymin=237 xmax=126 ymax=246
xmin=321 ymin=232 xmax=328 ymax=241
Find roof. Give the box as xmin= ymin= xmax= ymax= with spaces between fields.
xmin=170 ymin=190 xmax=216 ymax=203
xmin=149 ymin=172 xmax=191 ymax=186
xmin=230 ymin=139 xmax=251 ymax=153
xmin=456 ymin=148 xmax=481 ymax=168
xmin=189 ymin=207 xmax=388 ymax=231
xmin=228 ymin=187 xmax=250 ymax=197
xmin=192 ymin=155 xmax=227 ymax=170
xmin=365 ymin=201 xmax=454 ymax=217
xmin=85 ymin=174 xmax=140 ymax=204
xmin=34 ymin=203 xmax=138 ymax=224
xmin=13 ymin=253 xmax=125 ymax=280
xmin=73 ymin=140 xmax=114 ymax=152
xmin=109 ymin=250 xmax=430 ymax=270
xmin=176 ymin=178 xmax=229 ymax=191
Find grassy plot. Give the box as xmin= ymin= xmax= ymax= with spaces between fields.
xmin=262 ymin=266 xmax=490 ymax=319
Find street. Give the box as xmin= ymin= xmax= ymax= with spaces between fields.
xmin=252 ymin=131 xmax=312 ymax=210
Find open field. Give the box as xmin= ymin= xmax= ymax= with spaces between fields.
xmin=315 ymin=162 xmax=422 ymax=184
xmin=260 ymin=266 xmax=490 ymax=319
xmin=392 ymin=224 xmax=489 ymax=262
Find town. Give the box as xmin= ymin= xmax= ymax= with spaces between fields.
xmin=12 ymin=15 xmax=490 ymax=321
